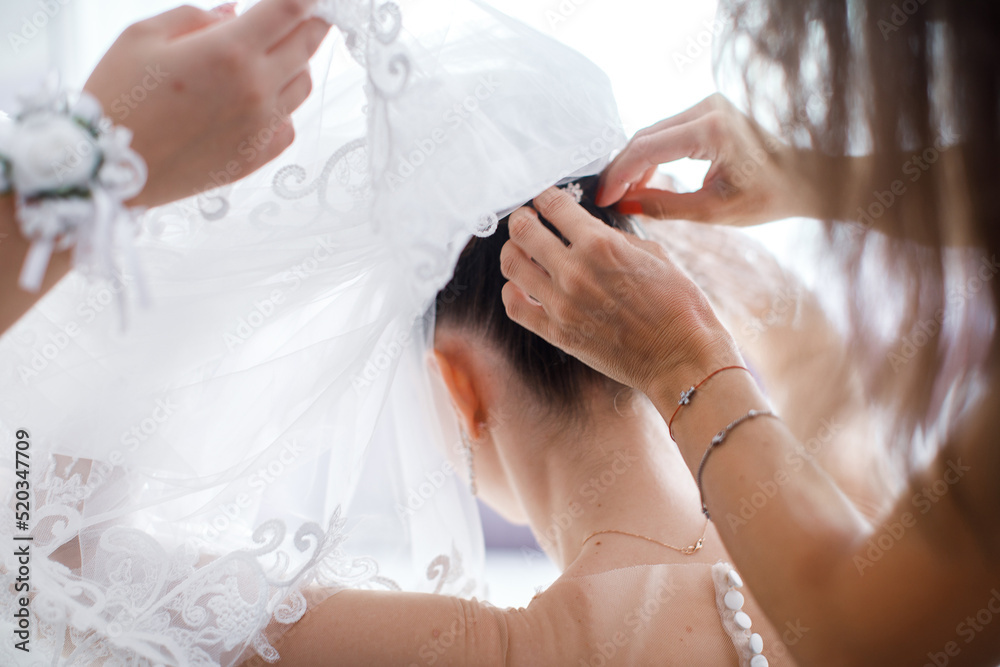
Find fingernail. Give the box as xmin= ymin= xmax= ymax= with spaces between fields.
xmin=595 ymin=185 xmax=605 ymax=204
xmin=211 ymin=3 xmax=237 ymax=17
xmin=616 ymin=201 xmax=643 ymax=216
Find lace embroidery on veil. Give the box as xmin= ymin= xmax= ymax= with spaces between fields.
xmin=0 ymin=0 xmax=626 ymax=663
xmin=1 ymin=443 xmax=478 ymax=665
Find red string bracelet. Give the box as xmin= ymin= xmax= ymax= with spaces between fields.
xmin=667 ymin=366 xmax=751 ymax=440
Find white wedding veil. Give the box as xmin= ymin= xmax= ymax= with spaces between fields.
xmin=0 ymin=0 xmax=625 ymax=664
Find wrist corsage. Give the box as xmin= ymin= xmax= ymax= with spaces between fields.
xmin=0 ymin=81 xmax=147 ymax=295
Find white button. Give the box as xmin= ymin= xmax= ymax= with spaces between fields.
xmin=749 ymin=633 xmax=764 ymax=654
xmin=727 ymin=569 xmax=744 ymax=588
xmin=734 ymin=611 xmax=752 ymax=629
xmin=750 ymin=655 xmax=769 ymax=667
xmin=724 ymin=590 xmax=745 ymax=611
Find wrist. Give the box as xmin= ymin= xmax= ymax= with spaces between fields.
xmin=646 ymin=331 xmax=743 ymax=404
xmin=652 ymin=359 xmax=768 ymax=470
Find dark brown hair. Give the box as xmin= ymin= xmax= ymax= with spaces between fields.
xmin=720 ymin=0 xmax=999 ymax=460
xmin=434 ymin=176 xmax=639 ymax=415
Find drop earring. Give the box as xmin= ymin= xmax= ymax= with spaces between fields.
xmin=461 ymin=428 xmax=477 ymax=496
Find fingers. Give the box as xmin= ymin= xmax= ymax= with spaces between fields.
xmin=500 ymin=240 xmax=553 ymax=304
xmin=617 ymin=187 xmax=722 ymax=222
xmin=507 ymin=206 xmax=569 ymax=271
xmin=596 ymin=94 xmax=733 ymax=208
xmin=143 ymin=5 xmax=225 ymax=39
xmin=597 ymin=123 xmax=712 ymax=208
xmin=267 ymin=17 xmax=331 ymax=85
xmin=237 ymin=0 xmax=321 ymax=50
xmin=530 ymin=187 xmax=608 ymax=246
xmin=626 ymin=94 xmax=728 ymax=145
xmin=277 ymin=69 xmax=314 ymax=114
xmin=502 ymin=282 xmax=551 ymax=340
xmin=210 ymin=3 xmax=238 ymax=20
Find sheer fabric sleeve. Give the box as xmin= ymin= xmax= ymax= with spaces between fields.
xmin=244 ymin=589 xmax=509 ymax=667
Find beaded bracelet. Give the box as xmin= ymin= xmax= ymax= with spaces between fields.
xmin=697 ymin=408 xmax=778 ymax=519
xmin=667 ymin=366 xmax=750 ymax=440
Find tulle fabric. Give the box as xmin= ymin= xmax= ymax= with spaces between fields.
xmin=0 ymin=0 xmax=625 ymax=664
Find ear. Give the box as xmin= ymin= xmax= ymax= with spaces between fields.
xmin=432 ymin=347 xmax=484 ymax=440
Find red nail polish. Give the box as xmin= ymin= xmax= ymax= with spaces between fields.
xmin=616 ymin=201 xmax=643 ymax=216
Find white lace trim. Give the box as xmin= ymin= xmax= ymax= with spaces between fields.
xmin=1 ymin=454 xmax=479 ymax=665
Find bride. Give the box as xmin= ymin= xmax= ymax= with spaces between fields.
xmin=245 ymin=175 xmax=807 ymax=665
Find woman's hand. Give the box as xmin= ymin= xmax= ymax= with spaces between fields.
xmin=500 ymin=186 xmax=743 ymax=399
xmin=83 ymin=1 xmax=331 ymax=208
xmin=596 ymin=94 xmax=820 ymax=226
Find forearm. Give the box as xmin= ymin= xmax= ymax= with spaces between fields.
xmin=652 ymin=365 xmax=1000 ymax=664
xmin=651 ymin=369 xmax=873 ymax=662
xmin=0 ymin=195 xmax=73 ymax=335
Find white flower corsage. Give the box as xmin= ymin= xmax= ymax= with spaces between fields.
xmin=0 ymin=81 xmax=147 ymax=295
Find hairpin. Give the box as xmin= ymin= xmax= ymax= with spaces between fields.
xmin=560 ymin=181 xmax=584 ymax=203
